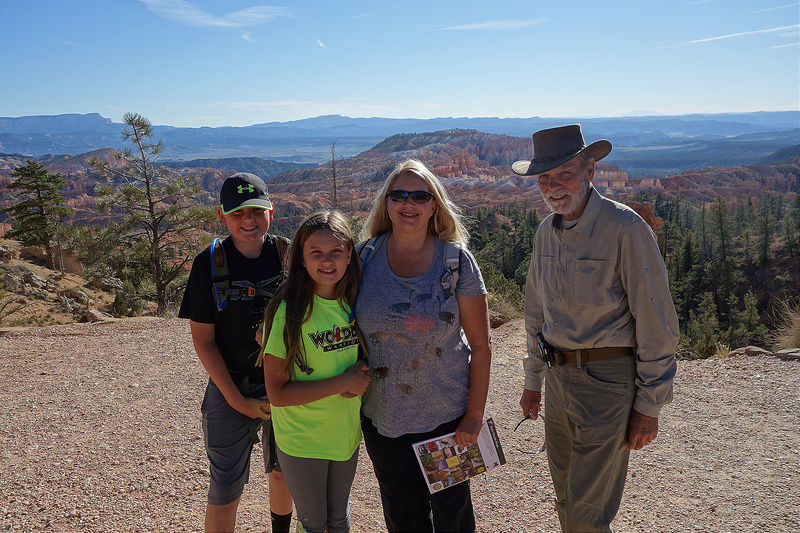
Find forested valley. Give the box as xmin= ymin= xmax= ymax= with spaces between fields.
xmin=466 ymin=190 xmax=800 ymax=359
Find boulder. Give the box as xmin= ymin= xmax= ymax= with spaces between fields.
xmin=80 ymin=309 xmax=114 ymax=323
xmin=23 ymin=271 xmax=49 ymax=290
xmin=775 ymin=349 xmax=800 ymax=361
xmin=88 ymin=277 xmax=124 ymax=292
xmin=58 ymin=289 xmax=94 ymax=306
xmin=0 ymin=244 xmax=17 ymax=262
xmin=489 ymin=310 xmax=506 ymax=329
xmin=26 ymin=286 xmax=49 ymax=300
xmin=3 ymin=272 xmax=23 ymax=291
xmin=728 ymin=346 xmax=773 ymax=357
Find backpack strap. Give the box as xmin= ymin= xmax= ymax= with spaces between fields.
xmin=356 ymin=233 xmax=462 ymax=299
xmin=350 ymin=233 xmax=389 ymax=325
xmin=210 ymin=238 xmax=229 ymax=311
xmin=440 ymin=242 xmax=463 ymax=299
xmin=274 ymin=235 xmax=289 ymax=273
xmin=357 ymin=232 xmax=389 ymax=269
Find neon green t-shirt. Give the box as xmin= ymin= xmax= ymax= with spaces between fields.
xmin=264 ymin=296 xmax=362 ymax=461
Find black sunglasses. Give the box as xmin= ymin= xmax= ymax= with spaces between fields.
xmin=386 ymin=190 xmax=434 ymax=204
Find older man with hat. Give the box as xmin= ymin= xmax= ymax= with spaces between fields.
xmin=515 ymin=125 xmax=679 ymax=532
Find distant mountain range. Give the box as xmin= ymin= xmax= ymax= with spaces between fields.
xmin=1 ymin=127 xmax=798 ymax=237
xmin=0 ymin=112 xmax=797 ymax=174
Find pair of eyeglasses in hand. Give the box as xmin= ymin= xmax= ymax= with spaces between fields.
xmin=513 ymin=413 xmax=546 ymax=455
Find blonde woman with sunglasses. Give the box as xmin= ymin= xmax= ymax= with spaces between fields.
xmin=355 ymin=159 xmax=492 ymax=533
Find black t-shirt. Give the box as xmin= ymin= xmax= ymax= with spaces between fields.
xmin=179 ymin=235 xmax=285 ymax=381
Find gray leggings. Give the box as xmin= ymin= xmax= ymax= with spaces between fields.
xmin=276 ymin=446 xmax=359 ymax=533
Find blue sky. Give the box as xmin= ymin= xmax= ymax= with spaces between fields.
xmin=1 ymin=0 xmax=798 ymax=128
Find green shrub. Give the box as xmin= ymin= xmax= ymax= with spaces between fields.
xmin=112 ymin=281 xmax=147 ymax=317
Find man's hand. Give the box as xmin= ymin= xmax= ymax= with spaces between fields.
xmin=519 ymin=389 xmax=542 ymax=420
xmin=627 ymin=409 xmax=658 ymax=450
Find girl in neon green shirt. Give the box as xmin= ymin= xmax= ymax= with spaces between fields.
xmin=260 ymin=210 xmax=370 ymax=533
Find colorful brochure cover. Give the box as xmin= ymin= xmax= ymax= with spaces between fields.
xmin=412 ymin=417 xmax=506 ymax=494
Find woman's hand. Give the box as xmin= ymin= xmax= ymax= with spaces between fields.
xmin=454 ymin=412 xmax=483 ymax=447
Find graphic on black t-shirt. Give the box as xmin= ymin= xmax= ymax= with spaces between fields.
xmin=178 ymin=236 xmax=285 ymax=378
xmin=230 ymin=276 xmax=283 ymax=301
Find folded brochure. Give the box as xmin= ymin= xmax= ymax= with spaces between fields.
xmin=412 ymin=417 xmax=506 ymax=494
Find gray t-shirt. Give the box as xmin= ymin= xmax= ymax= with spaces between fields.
xmin=355 ymin=236 xmax=487 ymax=438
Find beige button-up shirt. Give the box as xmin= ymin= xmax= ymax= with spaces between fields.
xmin=523 ymin=187 xmax=679 ymax=417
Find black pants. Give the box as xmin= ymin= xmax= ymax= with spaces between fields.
xmin=361 ymin=416 xmax=476 ymax=533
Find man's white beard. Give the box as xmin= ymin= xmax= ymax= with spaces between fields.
xmin=544 ymin=179 xmax=589 ymax=216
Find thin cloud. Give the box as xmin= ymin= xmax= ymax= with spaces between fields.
xmin=439 ymin=19 xmax=546 ymax=31
xmin=317 ymin=39 xmax=327 ymax=48
xmin=684 ymin=24 xmax=799 ymax=44
xmin=45 ymin=37 xmax=89 ymax=48
xmin=654 ymin=24 xmax=800 ymax=49
xmin=138 ymin=0 xmax=290 ymax=39
xmin=43 ymin=36 xmax=109 ymax=51
xmin=754 ymin=2 xmax=799 ymax=13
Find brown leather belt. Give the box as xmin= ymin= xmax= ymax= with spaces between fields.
xmin=555 ymin=347 xmax=634 ymax=366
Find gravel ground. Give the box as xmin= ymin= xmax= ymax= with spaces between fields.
xmin=0 ymin=317 xmax=798 ymax=532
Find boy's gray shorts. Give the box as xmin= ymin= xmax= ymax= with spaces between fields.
xmin=201 ymin=377 xmax=280 ymax=506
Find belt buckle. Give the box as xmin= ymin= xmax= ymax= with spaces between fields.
xmin=545 ymin=350 xmax=564 ymax=367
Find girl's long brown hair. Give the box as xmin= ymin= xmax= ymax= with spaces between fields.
xmin=259 ymin=210 xmax=360 ymax=376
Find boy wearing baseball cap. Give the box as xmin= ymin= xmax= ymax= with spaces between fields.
xmin=179 ymin=173 xmax=293 ymax=532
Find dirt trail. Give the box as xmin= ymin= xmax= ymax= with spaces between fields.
xmin=0 ymin=318 xmax=797 ymax=532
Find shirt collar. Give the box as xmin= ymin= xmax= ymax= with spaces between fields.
xmin=566 ymin=186 xmax=601 ymax=238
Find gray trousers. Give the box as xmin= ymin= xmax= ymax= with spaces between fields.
xmin=276 ymin=446 xmax=359 ymax=533
xmin=544 ymin=356 xmax=637 ymax=533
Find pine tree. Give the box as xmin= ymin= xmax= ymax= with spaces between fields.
xmin=88 ymin=112 xmax=215 ymax=315
xmin=786 ymin=196 xmax=800 ymax=279
xmin=686 ymin=292 xmax=721 ymax=358
xmin=2 ymin=160 xmax=72 ymax=271
xmin=757 ymin=195 xmax=774 ymax=266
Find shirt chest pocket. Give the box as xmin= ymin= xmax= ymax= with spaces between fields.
xmin=573 ymin=259 xmax=616 ymax=307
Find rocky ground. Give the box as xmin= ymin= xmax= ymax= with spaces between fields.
xmin=0 ymin=317 xmax=798 ymax=533
xmin=0 ymin=240 xmax=117 ymax=328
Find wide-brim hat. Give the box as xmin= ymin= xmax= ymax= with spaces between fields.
xmin=220 ymin=172 xmax=273 ymax=214
xmin=512 ymin=124 xmax=612 ymax=176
